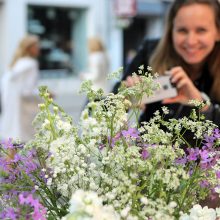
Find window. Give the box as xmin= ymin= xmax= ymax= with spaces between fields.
xmin=27 ymin=5 xmax=76 ymax=77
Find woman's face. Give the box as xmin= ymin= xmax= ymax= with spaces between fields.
xmin=172 ymin=4 xmax=219 ymax=67
xmin=29 ymin=42 xmax=40 ymax=58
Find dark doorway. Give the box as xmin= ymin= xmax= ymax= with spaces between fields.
xmin=27 ymin=5 xmax=74 ymax=76
xmin=123 ymin=17 xmax=146 ymax=67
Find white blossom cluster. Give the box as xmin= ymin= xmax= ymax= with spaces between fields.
xmin=180 ymin=204 xmax=220 ymax=220
xmin=80 ymin=93 xmax=129 ymax=140
xmin=62 ymin=190 xmax=120 ymax=220
xmin=47 ymin=135 xmax=89 ymax=197
xmin=62 ymin=190 xmax=177 ymax=220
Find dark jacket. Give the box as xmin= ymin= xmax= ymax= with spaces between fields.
xmin=113 ymin=39 xmax=220 ymax=126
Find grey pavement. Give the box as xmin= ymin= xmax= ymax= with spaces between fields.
xmin=55 ymin=93 xmax=86 ymax=124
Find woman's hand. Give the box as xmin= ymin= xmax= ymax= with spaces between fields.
xmin=162 ymin=66 xmax=203 ymax=105
xmin=124 ymin=75 xmax=141 ymax=87
xmin=124 ymin=75 xmax=146 ymax=111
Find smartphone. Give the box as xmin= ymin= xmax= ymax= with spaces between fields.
xmin=141 ymin=75 xmax=177 ymax=104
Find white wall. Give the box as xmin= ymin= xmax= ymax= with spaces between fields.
xmin=108 ymin=0 xmax=123 ymax=72
xmin=1 ymin=0 xmax=26 ymax=72
xmin=0 ymin=4 xmax=5 ymax=74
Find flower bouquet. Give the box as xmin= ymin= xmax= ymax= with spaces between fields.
xmin=1 ymin=66 xmax=220 ymax=220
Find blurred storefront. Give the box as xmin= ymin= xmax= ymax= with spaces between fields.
xmin=113 ymin=0 xmax=171 ymax=67
xmin=0 ymin=0 xmax=171 ymax=79
xmin=0 ymin=0 xmax=111 ymax=77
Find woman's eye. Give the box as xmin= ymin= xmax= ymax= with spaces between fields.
xmin=176 ymin=28 xmax=187 ymax=34
xmin=197 ymin=28 xmax=207 ymax=33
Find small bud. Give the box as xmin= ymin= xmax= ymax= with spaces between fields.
xmin=44 ymin=93 xmax=50 ymax=98
xmin=124 ymin=99 xmax=132 ymax=109
xmin=53 ymin=106 xmax=59 ymax=113
xmin=48 ymin=98 xmax=53 ymax=104
xmin=38 ymin=103 xmax=45 ymax=110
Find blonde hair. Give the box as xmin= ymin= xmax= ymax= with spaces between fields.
xmin=149 ymin=0 xmax=220 ymax=101
xmin=10 ymin=35 xmax=39 ymax=68
xmin=88 ymin=37 xmax=105 ymax=53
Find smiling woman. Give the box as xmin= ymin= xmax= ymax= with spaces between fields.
xmin=172 ymin=4 xmax=219 ymax=74
xmin=114 ymin=0 xmax=220 ymax=126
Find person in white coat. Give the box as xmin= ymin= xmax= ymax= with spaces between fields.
xmin=80 ymin=37 xmax=109 ymax=94
xmin=1 ymin=35 xmax=40 ymax=142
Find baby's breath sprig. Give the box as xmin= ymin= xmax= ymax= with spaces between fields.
xmin=32 ymin=86 xmax=74 ymax=147
xmin=118 ymin=65 xmax=160 ymax=125
xmin=107 ymin=67 xmax=123 ymax=80
xmin=79 ymin=80 xmax=104 ymax=101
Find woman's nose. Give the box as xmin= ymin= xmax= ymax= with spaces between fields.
xmin=185 ymin=32 xmax=198 ymax=46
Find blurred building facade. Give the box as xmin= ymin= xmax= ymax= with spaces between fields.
xmin=0 ymin=0 xmax=171 ymax=78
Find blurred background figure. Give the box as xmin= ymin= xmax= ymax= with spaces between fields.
xmin=80 ymin=37 xmax=109 ymax=94
xmin=0 ymin=35 xmax=40 ymax=142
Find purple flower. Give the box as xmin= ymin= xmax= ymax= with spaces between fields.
xmin=142 ymin=143 xmax=156 ymax=148
xmin=175 ymin=157 xmax=187 ymax=165
xmin=121 ymin=128 xmax=139 ymax=139
xmin=200 ymin=180 xmax=210 ymax=188
xmin=12 ymin=153 xmax=23 ymax=163
xmin=0 ymin=157 xmax=10 ymax=171
xmin=46 ymin=151 xmax=52 ymax=159
xmin=189 ymin=168 xmax=194 ymax=176
xmin=19 ymin=193 xmax=47 ymax=220
xmin=19 ymin=193 xmax=37 ymax=206
xmin=209 ymin=188 xmax=219 ymax=201
xmin=216 ymin=171 xmax=220 ymax=179
xmin=200 ymin=161 xmax=212 ymax=170
xmin=32 ymin=210 xmax=47 ymax=220
xmin=1 ymin=138 xmax=14 ymax=149
xmin=23 ymin=161 xmax=38 ymax=174
xmin=187 ymin=148 xmax=200 ymax=161
xmin=198 ymin=149 xmax=214 ymax=170
xmin=213 ymin=128 xmax=220 ymax=138
xmin=202 ymin=128 xmax=220 ymax=149
xmin=108 ymin=132 xmax=121 ymax=147
xmin=1 ymin=208 xmax=18 ymax=220
xmin=199 ymin=149 xmax=212 ymax=164
xmin=142 ymin=148 xmax=150 ymax=160
xmin=99 ymin=144 xmax=105 ymax=150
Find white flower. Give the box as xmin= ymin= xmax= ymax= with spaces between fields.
xmin=169 ymin=201 xmax=177 ymax=208
xmin=162 ymin=106 xmax=169 ymax=115
xmin=180 ymin=205 xmax=216 ymax=220
xmin=42 ymin=119 xmax=50 ymax=129
xmin=215 ymin=208 xmax=220 ymax=217
xmin=57 ymin=120 xmax=72 ymax=132
xmin=140 ymin=197 xmax=148 ymax=205
xmin=47 ymin=178 xmax=52 ymax=186
xmin=180 ymin=213 xmax=190 ymax=220
xmin=121 ymin=206 xmax=131 ymax=218
xmin=147 ymin=65 xmax=152 ymax=71
xmin=65 ymin=190 xmax=120 ymax=220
